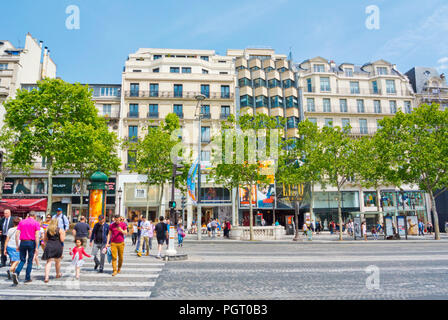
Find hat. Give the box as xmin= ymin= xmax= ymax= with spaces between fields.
xmin=98 ymin=215 xmax=104 ymax=220
xmin=57 ymin=208 xmax=63 ymax=212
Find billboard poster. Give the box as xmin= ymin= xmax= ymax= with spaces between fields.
xmin=239 ymin=185 xmax=257 ymax=207
xmin=354 ymin=217 xmax=362 ymax=238
xmin=187 ymin=158 xmax=199 ymax=205
xmin=89 ymin=189 xmax=104 ymax=229
xmin=2 ymin=178 xmax=14 ymax=194
xmin=256 ymin=184 xmax=275 ymax=208
xmin=13 ymin=178 xmax=32 ymax=194
xmin=397 ymin=216 xmax=406 ymax=236
xmin=407 ymin=216 xmax=419 ymax=235
xmin=33 ymin=178 xmax=47 ymax=194
xmin=385 ymin=216 xmax=394 ymax=236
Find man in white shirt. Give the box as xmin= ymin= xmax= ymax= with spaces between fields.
xmin=137 ymin=216 xmax=151 ymax=257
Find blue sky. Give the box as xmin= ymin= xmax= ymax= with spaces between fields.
xmin=2 ymin=0 xmax=448 ymax=84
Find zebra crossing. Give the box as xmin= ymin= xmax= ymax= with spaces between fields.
xmin=0 ymin=238 xmax=165 ymax=300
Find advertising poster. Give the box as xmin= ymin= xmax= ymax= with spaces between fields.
xmin=385 ymin=216 xmax=394 ymax=236
xmin=89 ymin=189 xmax=104 ymax=228
xmin=354 ymin=217 xmax=362 ymax=238
xmin=187 ymin=158 xmax=199 ymax=205
xmin=72 ymin=179 xmax=88 ymax=195
xmin=13 ymin=178 xmax=32 ymax=194
xmin=407 ymin=216 xmax=419 ymax=235
xmin=239 ymin=185 xmax=257 ymax=207
xmin=397 ymin=216 xmax=406 ymax=236
xmin=33 ymin=178 xmax=47 ymax=194
xmin=256 ymin=184 xmax=275 ymax=209
xmin=2 ymin=178 xmax=14 ymax=194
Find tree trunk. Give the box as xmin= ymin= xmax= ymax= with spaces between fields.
xmin=46 ymin=158 xmax=54 ymax=216
xmin=310 ymin=183 xmax=314 ymax=222
xmin=293 ymin=199 xmax=300 ymax=241
xmin=429 ymin=190 xmax=440 ymax=240
xmin=0 ymin=171 xmax=4 ymax=201
xmin=146 ymin=183 xmax=150 ymax=220
xmin=249 ymin=183 xmax=254 ymax=241
xmin=79 ymin=171 xmax=84 ymax=219
xmin=234 ymin=187 xmax=239 ymax=226
xmin=159 ymin=183 xmax=164 ymax=217
xmin=338 ymin=189 xmax=343 ymax=241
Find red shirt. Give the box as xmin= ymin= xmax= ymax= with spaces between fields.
xmin=70 ymin=247 xmax=91 ymax=260
xmin=109 ymin=222 xmax=127 ymax=243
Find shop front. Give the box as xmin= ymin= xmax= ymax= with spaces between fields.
xmin=123 ymin=182 xmax=160 ymax=222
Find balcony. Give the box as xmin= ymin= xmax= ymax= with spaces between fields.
xmin=102 ymin=110 xmax=120 ymax=119
xmin=220 ymin=113 xmax=230 ymax=120
xmin=147 ymin=112 xmax=159 ymax=118
xmin=336 ymin=88 xmax=382 ymax=95
xmin=0 ymin=69 xmax=13 ymax=77
xmin=346 ymin=127 xmax=378 ymax=136
xmin=174 ymin=113 xmax=184 ymax=119
xmin=201 ymin=113 xmax=211 ymax=119
xmin=127 ymin=111 xmax=139 ymax=118
xmin=124 ymin=136 xmax=139 ymax=143
xmin=124 ymin=91 xmax=234 ymax=99
xmin=0 ymin=86 xmax=9 ymax=96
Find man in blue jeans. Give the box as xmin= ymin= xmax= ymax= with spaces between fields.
xmin=12 ymin=211 xmax=41 ymax=285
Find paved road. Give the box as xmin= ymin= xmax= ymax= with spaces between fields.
xmin=0 ymin=236 xmax=164 ymax=300
xmin=151 ymin=241 xmax=448 ymax=300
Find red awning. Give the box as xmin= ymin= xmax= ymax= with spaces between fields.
xmin=0 ymin=198 xmax=48 ymax=212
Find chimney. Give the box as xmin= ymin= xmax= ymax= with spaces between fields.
xmin=44 ymin=46 xmax=48 ymax=56
xmin=39 ymin=41 xmax=43 ymax=49
xmin=329 ymin=60 xmax=336 ymax=69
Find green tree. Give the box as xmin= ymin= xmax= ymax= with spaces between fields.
xmin=2 ymin=78 xmax=103 ymax=215
xmin=375 ymin=104 xmax=448 ymax=240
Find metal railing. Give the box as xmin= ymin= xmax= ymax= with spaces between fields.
xmin=220 ymin=113 xmax=230 ymax=120
xmin=127 ymin=111 xmax=139 ymax=118
xmin=124 ymin=91 xmax=234 ymax=99
xmin=147 ymin=112 xmax=159 ymax=118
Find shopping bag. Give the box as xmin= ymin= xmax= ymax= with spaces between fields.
xmin=106 ymin=247 xmax=112 ymax=264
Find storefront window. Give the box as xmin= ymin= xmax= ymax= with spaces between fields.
xmin=381 ymin=191 xmax=396 ymax=207
xmin=364 ymin=191 xmax=377 ymax=207
xmin=313 ymin=191 xmax=359 ymax=209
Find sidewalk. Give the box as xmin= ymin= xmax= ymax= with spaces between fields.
xmin=183 ymin=231 xmax=448 ymax=244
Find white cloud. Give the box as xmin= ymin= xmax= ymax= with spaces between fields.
xmin=437 ymin=57 xmax=448 ymax=64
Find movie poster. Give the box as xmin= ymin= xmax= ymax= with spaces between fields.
xmin=256 ymin=184 xmax=275 ymax=209
xmin=239 ymin=185 xmax=256 ymax=207
xmin=13 ymin=178 xmax=32 ymax=194
xmin=397 ymin=216 xmax=406 ymax=236
xmin=354 ymin=217 xmax=362 ymax=238
xmin=407 ymin=216 xmax=419 ymax=235
xmin=385 ymin=216 xmax=394 ymax=236
xmin=33 ymin=178 xmax=47 ymax=194
xmin=89 ymin=189 xmax=104 ymax=228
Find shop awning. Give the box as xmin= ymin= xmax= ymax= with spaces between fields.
xmin=0 ymin=198 xmax=48 ymax=212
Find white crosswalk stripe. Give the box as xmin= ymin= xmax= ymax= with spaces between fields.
xmin=0 ymin=239 xmax=165 ymax=299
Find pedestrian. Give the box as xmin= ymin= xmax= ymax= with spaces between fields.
xmin=315 ymin=220 xmax=321 ymax=234
xmin=303 ymin=223 xmax=308 ymax=236
xmin=53 ymin=208 xmax=69 ymax=234
xmin=418 ymin=219 xmax=425 ymax=236
xmin=73 ymin=216 xmax=91 ymax=245
xmin=155 ymin=216 xmax=168 ymax=259
xmin=371 ymin=226 xmax=378 ymax=240
xmin=261 ymin=218 xmax=266 ymax=227
xmin=90 ymin=215 xmax=109 ymax=273
xmin=211 ymin=219 xmax=217 ymax=238
xmin=135 ymin=215 xmax=143 ymax=253
xmin=362 ymin=221 xmax=367 ymax=241
xmin=41 ymin=214 xmax=51 ymax=250
xmin=329 ymin=221 xmax=334 ymax=234
xmin=177 ymin=223 xmax=185 ymax=247
xmin=147 ymin=219 xmax=155 ymax=252
xmin=11 ymin=211 xmax=41 ymax=285
xmin=0 ymin=209 xmax=15 ymax=268
xmin=106 ymin=215 xmax=128 ymax=276
xmin=223 ymin=220 xmax=231 ymax=238
xmin=165 ymin=218 xmax=171 ymax=249
xmin=427 ymin=222 xmax=433 ymax=235
xmin=207 ymin=220 xmax=212 ymax=237
xmin=137 ymin=216 xmax=151 ymax=257
xmin=70 ymin=238 xmax=92 ymax=280
xmin=3 ymin=217 xmax=21 ymax=280
xmin=131 ymin=218 xmax=138 ymax=246
xmin=42 ymin=218 xmax=65 ymax=283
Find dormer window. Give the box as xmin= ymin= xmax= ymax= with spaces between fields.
xmin=313 ymin=64 xmax=325 ymax=72
xmin=377 ymin=67 xmax=388 ymax=75
xmin=344 ymin=68 xmax=353 ymax=77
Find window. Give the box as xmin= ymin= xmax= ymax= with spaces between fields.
xmin=377 ymin=119 xmax=383 ymax=130
xmin=265 ymin=66 xmax=274 ymax=73
xmin=150 ymin=83 xmax=159 ymax=97
xmin=250 ymin=66 xmax=260 ymax=72
xmin=201 ymin=105 xmax=210 ymax=117
xmin=372 ymin=81 xmax=378 ymax=94
xmin=135 ymin=189 xmax=146 ymax=199
xmin=320 ymin=77 xmax=331 ymax=92
xmin=324 ymin=118 xmax=333 ymax=127
xmin=287 ymin=117 xmax=297 ymax=129
xmin=350 ymin=81 xmax=360 ymax=94
xmin=323 ymin=98 xmax=331 ymax=112
xmin=202 ymin=69 xmax=209 ymax=74
xmin=238 ymin=78 xmax=251 ymax=87
xmin=128 ymin=126 xmax=138 ymax=142
xmin=174 ymin=84 xmax=183 ymax=97
xmin=253 ymin=78 xmax=266 ymax=88
xmin=130 ymin=83 xmax=139 ymax=97
xmin=0 ymin=64 xmax=8 ymax=70
xmin=256 ymin=96 xmax=268 ymax=108
xmin=377 ymin=67 xmax=388 ymax=75
xmin=344 ymin=68 xmax=353 ymax=77
xmin=174 ymin=104 xmax=183 ymax=118
xmin=154 ymin=55 xmax=162 ymax=60
xmin=268 ymin=78 xmax=281 ymax=88
xmin=374 ymin=100 xmax=381 ymax=113
xmin=100 ymin=87 xmax=119 ymax=97
xmin=286 ymin=96 xmax=298 ymax=108
xmin=170 ymin=67 xmax=180 ymax=73
xmin=278 ymin=67 xmax=287 ymax=73
xmin=103 ymin=104 xmax=111 ymax=116
xmin=220 ymin=72 xmax=228 ymax=75
xmin=386 ymin=80 xmax=396 ymax=94
xmin=148 ymin=104 xmax=158 ymax=117
xmin=153 ymin=68 xmax=160 ymax=73
xmin=283 ymin=79 xmax=295 ymax=89
xmin=201 ymin=127 xmax=211 ymax=142
xmin=342 ymin=119 xmax=351 ymax=132
xmin=201 ymin=151 xmax=211 ymax=162
xmin=221 ymin=85 xmax=230 ymax=98
xmin=357 ymin=99 xmax=365 ymax=113
xmin=201 ymin=56 xmax=209 ymax=61
xmin=405 ymin=101 xmax=412 ymax=114
xmin=129 ymin=104 xmax=139 ymax=118
xmin=306 ymin=78 xmax=313 ymax=92
xmin=182 ymin=67 xmax=191 ymax=73
xmin=240 ymin=95 xmax=253 ymax=107
xmin=390 ymin=101 xmax=397 ymax=114
xmin=308 ymin=118 xmax=317 ymax=125
xmin=221 ymin=106 xmax=230 ymax=118
xmin=359 ymin=119 xmax=368 ymax=134
xmin=307 ymin=98 xmax=315 ymax=112
xmin=127 ymin=151 xmax=136 ymax=168
xmin=201 ymin=84 xmax=210 ymax=98
xmin=314 ymin=64 xmax=325 ymax=72
xmin=339 ymin=99 xmax=348 ymax=113
xmin=133 ymin=70 xmax=142 ymax=72
xmin=270 ymin=96 xmax=283 ymax=108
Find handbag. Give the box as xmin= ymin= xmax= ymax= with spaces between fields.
xmin=106 ymin=247 xmax=112 ymax=264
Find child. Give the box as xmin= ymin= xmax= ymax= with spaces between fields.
xmin=70 ymin=239 xmax=92 ymax=280
xmin=371 ymin=226 xmax=378 ymax=240
xmin=177 ymin=224 xmax=185 ymax=247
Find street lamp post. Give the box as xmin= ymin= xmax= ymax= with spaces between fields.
xmin=195 ymin=94 xmax=206 ymax=241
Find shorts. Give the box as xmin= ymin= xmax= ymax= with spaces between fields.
xmin=7 ymin=247 xmax=20 ymax=262
xmin=157 ymin=238 xmax=166 ymax=245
